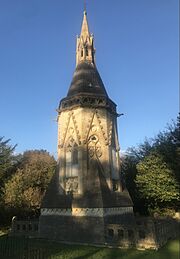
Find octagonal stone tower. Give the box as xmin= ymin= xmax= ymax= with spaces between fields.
xmin=39 ymin=10 xmax=134 ymax=245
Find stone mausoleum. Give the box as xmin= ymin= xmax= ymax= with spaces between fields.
xmin=10 ymin=10 xmax=179 ymax=250
xmin=39 ymin=9 xmax=135 ymax=245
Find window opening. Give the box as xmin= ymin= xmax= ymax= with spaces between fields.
xmin=112 ymin=179 xmax=118 ymax=191
xmin=85 ymin=46 xmax=88 ymax=56
xmin=118 ymin=229 xmax=124 ymax=238
xmin=34 ymin=225 xmax=38 ymax=231
xmin=108 ymin=229 xmax=114 ymax=239
xmin=139 ymin=230 xmax=145 ymax=239
xmin=128 ymin=230 xmax=134 ymax=239
xmin=72 ymin=145 xmax=78 ymax=165
xmin=22 ymin=225 xmax=26 ymax=231
xmin=28 ymin=224 xmax=32 ymax=231
xmin=17 ymin=224 xmax=20 ymax=231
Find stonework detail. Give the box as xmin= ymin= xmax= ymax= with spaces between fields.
xmin=88 ymin=135 xmax=102 ymax=159
xmin=39 ymin=9 xmax=135 ymax=248
xmin=76 ymin=11 xmax=95 ymax=66
xmin=41 ymin=207 xmax=133 ymax=217
xmin=59 ymin=111 xmax=81 ymax=149
xmin=108 ymin=120 xmax=113 ymax=146
xmin=83 ymin=109 xmax=96 ymax=144
xmin=65 ymin=177 xmax=78 ymax=194
xmin=59 ymin=96 xmax=117 ymax=114
xmin=57 ymin=102 xmax=122 ymax=191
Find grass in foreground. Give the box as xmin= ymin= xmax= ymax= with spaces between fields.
xmin=0 ymin=234 xmax=179 ymax=259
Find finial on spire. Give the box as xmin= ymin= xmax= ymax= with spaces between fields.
xmin=84 ymin=0 xmax=87 ymax=14
xmin=80 ymin=5 xmax=90 ymax=38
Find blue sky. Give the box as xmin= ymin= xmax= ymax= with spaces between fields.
xmin=0 ymin=0 xmax=179 ymax=157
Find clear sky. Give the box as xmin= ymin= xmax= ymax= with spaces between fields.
xmin=0 ymin=0 xmax=179 ymax=157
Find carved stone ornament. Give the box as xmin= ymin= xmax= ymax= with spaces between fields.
xmin=59 ymin=95 xmax=117 ymax=115
xmin=88 ymin=135 xmax=102 ymax=158
xmin=91 ymin=124 xmax=98 ymax=132
xmin=88 ymin=135 xmax=99 ymax=144
xmin=88 ymin=146 xmax=95 ymax=158
xmin=65 ymin=177 xmax=78 ymax=194
xmin=95 ymin=146 xmax=102 ymax=157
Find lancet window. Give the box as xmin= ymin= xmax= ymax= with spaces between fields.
xmin=65 ymin=138 xmax=79 ymax=178
xmin=85 ymin=45 xmax=88 ymax=56
xmin=111 ymin=129 xmax=120 ymax=191
xmin=65 ymin=137 xmax=79 ymax=194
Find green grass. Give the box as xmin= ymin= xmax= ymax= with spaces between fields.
xmin=0 ymin=234 xmax=179 ymax=259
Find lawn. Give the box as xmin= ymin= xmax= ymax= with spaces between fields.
xmin=0 ymin=233 xmax=179 ymax=259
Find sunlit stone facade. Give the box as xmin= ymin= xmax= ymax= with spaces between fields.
xmin=39 ymin=10 xmax=134 ymax=245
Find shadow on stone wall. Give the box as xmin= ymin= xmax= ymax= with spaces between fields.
xmin=9 ymin=148 xmax=180 ymax=250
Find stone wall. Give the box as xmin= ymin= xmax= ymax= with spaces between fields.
xmin=10 ymin=215 xmax=179 ymax=250
xmin=39 ymin=215 xmax=105 ymax=244
xmin=105 ymin=216 xmax=179 ymax=249
xmin=10 ymin=217 xmax=39 ymax=238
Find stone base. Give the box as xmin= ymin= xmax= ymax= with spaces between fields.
xmin=39 ymin=215 xmax=105 ymax=244
xmin=11 ymin=215 xmax=179 ymax=250
xmin=39 ymin=207 xmax=135 ymax=245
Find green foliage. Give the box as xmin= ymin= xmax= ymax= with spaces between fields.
xmin=122 ymin=115 xmax=180 ymax=215
xmin=0 ymin=141 xmax=56 ymax=224
xmin=121 ymin=154 xmax=148 ymax=214
xmin=0 ymin=137 xmax=19 ymax=189
xmin=4 ymin=150 xmax=56 ymax=216
xmin=136 ymin=152 xmax=180 ymax=209
xmin=0 ymin=137 xmax=22 ymax=225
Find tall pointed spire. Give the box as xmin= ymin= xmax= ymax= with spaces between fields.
xmin=80 ymin=10 xmax=90 ymax=39
xmin=76 ymin=10 xmax=95 ymax=66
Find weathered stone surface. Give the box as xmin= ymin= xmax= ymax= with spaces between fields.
xmin=39 ymin=9 xmax=134 ymax=247
xmin=39 ymin=215 xmax=105 ymax=244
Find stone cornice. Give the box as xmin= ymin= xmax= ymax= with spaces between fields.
xmin=58 ymin=95 xmax=117 ymax=115
xmin=41 ymin=207 xmax=133 ymax=217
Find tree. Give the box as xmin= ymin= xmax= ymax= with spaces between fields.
xmin=153 ymin=116 xmax=180 ymax=185
xmin=121 ymin=153 xmax=149 ymax=215
xmin=0 ymin=137 xmax=20 ymax=225
xmin=0 ymin=137 xmax=18 ymax=186
xmin=121 ymin=115 xmax=180 ymax=215
xmin=4 ymin=150 xmax=56 ymax=217
xmin=136 ymin=152 xmax=180 ymax=212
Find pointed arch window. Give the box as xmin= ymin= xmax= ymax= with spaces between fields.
xmin=85 ymin=46 xmax=88 ymax=56
xmin=81 ymin=49 xmax=83 ymax=57
xmin=65 ymin=138 xmax=79 ymax=178
xmin=112 ymin=149 xmax=118 ymax=177
xmin=72 ymin=143 xmax=78 ymax=165
xmin=66 ymin=150 xmax=72 ymax=178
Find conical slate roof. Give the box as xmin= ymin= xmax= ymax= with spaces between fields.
xmin=67 ymin=62 xmax=108 ymax=97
